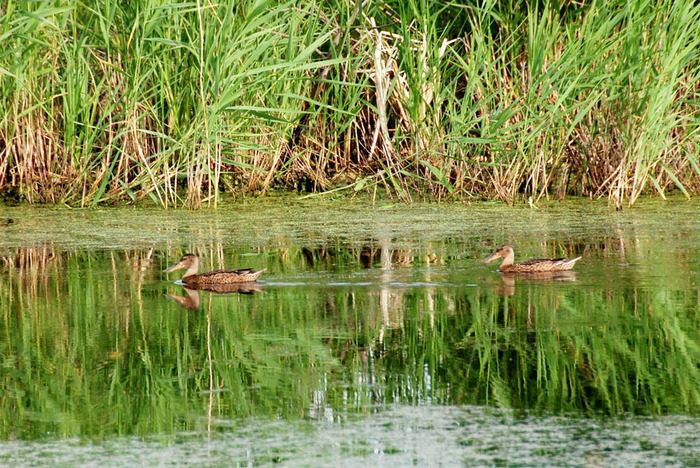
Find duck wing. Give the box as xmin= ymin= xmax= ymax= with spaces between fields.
xmin=512 ymin=257 xmax=581 ymax=272
xmin=185 ymin=268 xmax=266 ymax=285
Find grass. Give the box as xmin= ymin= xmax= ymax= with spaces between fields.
xmin=1 ymin=0 xmax=700 ymax=208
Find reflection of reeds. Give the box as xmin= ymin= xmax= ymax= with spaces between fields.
xmin=2 ymin=2 xmax=700 ymax=208
xmin=2 ymin=246 xmax=59 ymax=271
xmin=1 ymin=238 xmax=699 ymax=440
xmin=1 ymin=246 xmax=61 ymax=295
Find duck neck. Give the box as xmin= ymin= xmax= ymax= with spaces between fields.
xmin=183 ymin=259 xmax=200 ymax=279
xmin=500 ymin=250 xmax=515 ymax=268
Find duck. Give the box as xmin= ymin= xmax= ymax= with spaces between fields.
xmin=481 ymin=244 xmax=581 ymax=273
xmin=163 ymin=253 xmax=265 ymax=285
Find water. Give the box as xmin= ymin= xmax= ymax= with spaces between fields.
xmin=1 ymin=197 xmax=699 ymax=466
xmin=2 ymin=407 xmax=698 ymax=466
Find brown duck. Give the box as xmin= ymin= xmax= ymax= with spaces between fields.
xmin=163 ymin=253 xmax=265 ymax=285
xmin=481 ymin=244 xmax=581 ymax=273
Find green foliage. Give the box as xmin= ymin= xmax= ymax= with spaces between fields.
xmin=2 ymin=0 xmax=699 ymax=207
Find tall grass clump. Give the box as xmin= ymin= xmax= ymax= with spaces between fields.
xmin=1 ymin=0 xmax=699 ymax=208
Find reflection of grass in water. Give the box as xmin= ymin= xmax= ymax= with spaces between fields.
xmin=457 ymin=285 xmax=700 ymax=414
xmin=0 ymin=241 xmax=699 ymax=440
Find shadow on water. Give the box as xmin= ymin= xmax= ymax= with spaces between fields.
xmin=0 ymin=201 xmax=699 ymax=464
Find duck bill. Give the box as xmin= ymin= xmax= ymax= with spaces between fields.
xmin=481 ymin=252 xmax=500 ymax=264
xmin=163 ymin=261 xmax=185 ymax=273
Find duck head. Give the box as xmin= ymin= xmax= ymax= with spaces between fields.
xmin=481 ymin=245 xmax=515 ymax=267
xmin=163 ymin=253 xmax=200 ymax=278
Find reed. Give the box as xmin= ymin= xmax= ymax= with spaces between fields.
xmin=1 ymin=0 xmax=699 ymax=208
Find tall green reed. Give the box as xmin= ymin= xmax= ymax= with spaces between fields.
xmin=1 ymin=0 xmax=699 ymax=208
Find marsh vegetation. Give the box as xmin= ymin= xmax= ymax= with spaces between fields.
xmin=2 ymin=0 xmax=700 ymax=209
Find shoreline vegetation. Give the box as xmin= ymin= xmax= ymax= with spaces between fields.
xmin=1 ymin=0 xmax=699 ymax=209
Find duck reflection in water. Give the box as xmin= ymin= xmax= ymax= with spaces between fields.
xmin=165 ymin=283 xmax=265 ymax=310
xmin=496 ymin=271 xmax=578 ymax=296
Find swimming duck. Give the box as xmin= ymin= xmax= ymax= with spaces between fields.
xmin=163 ymin=253 xmax=265 ymax=285
xmin=481 ymin=244 xmax=581 ymax=273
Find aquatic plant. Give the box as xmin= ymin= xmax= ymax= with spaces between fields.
xmin=1 ymin=0 xmax=700 ymax=208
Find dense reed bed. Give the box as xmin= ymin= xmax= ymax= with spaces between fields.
xmin=2 ymin=0 xmax=699 ymax=208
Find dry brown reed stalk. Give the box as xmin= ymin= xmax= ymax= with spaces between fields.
xmin=245 ymin=133 xmax=286 ymax=195
xmin=359 ymin=17 xmax=411 ymax=200
xmin=270 ymin=13 xmax=412 ymax=200
xmin=186 ymin=151 xmax=205 ymax=210
xmin=130 ymin=109 xmax=166 ymax=208
xmin=10 ymin=109 xmax=74 ymax=205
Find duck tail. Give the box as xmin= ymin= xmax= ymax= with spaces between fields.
xmin=561 ymin=256 xmax=582 ymax=270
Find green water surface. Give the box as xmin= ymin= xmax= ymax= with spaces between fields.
xmin=0 ymin=197 xmax=699 ymax=466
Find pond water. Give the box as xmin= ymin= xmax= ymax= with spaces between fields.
xmin=1 ymin=197 xmax=699 ymax=466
